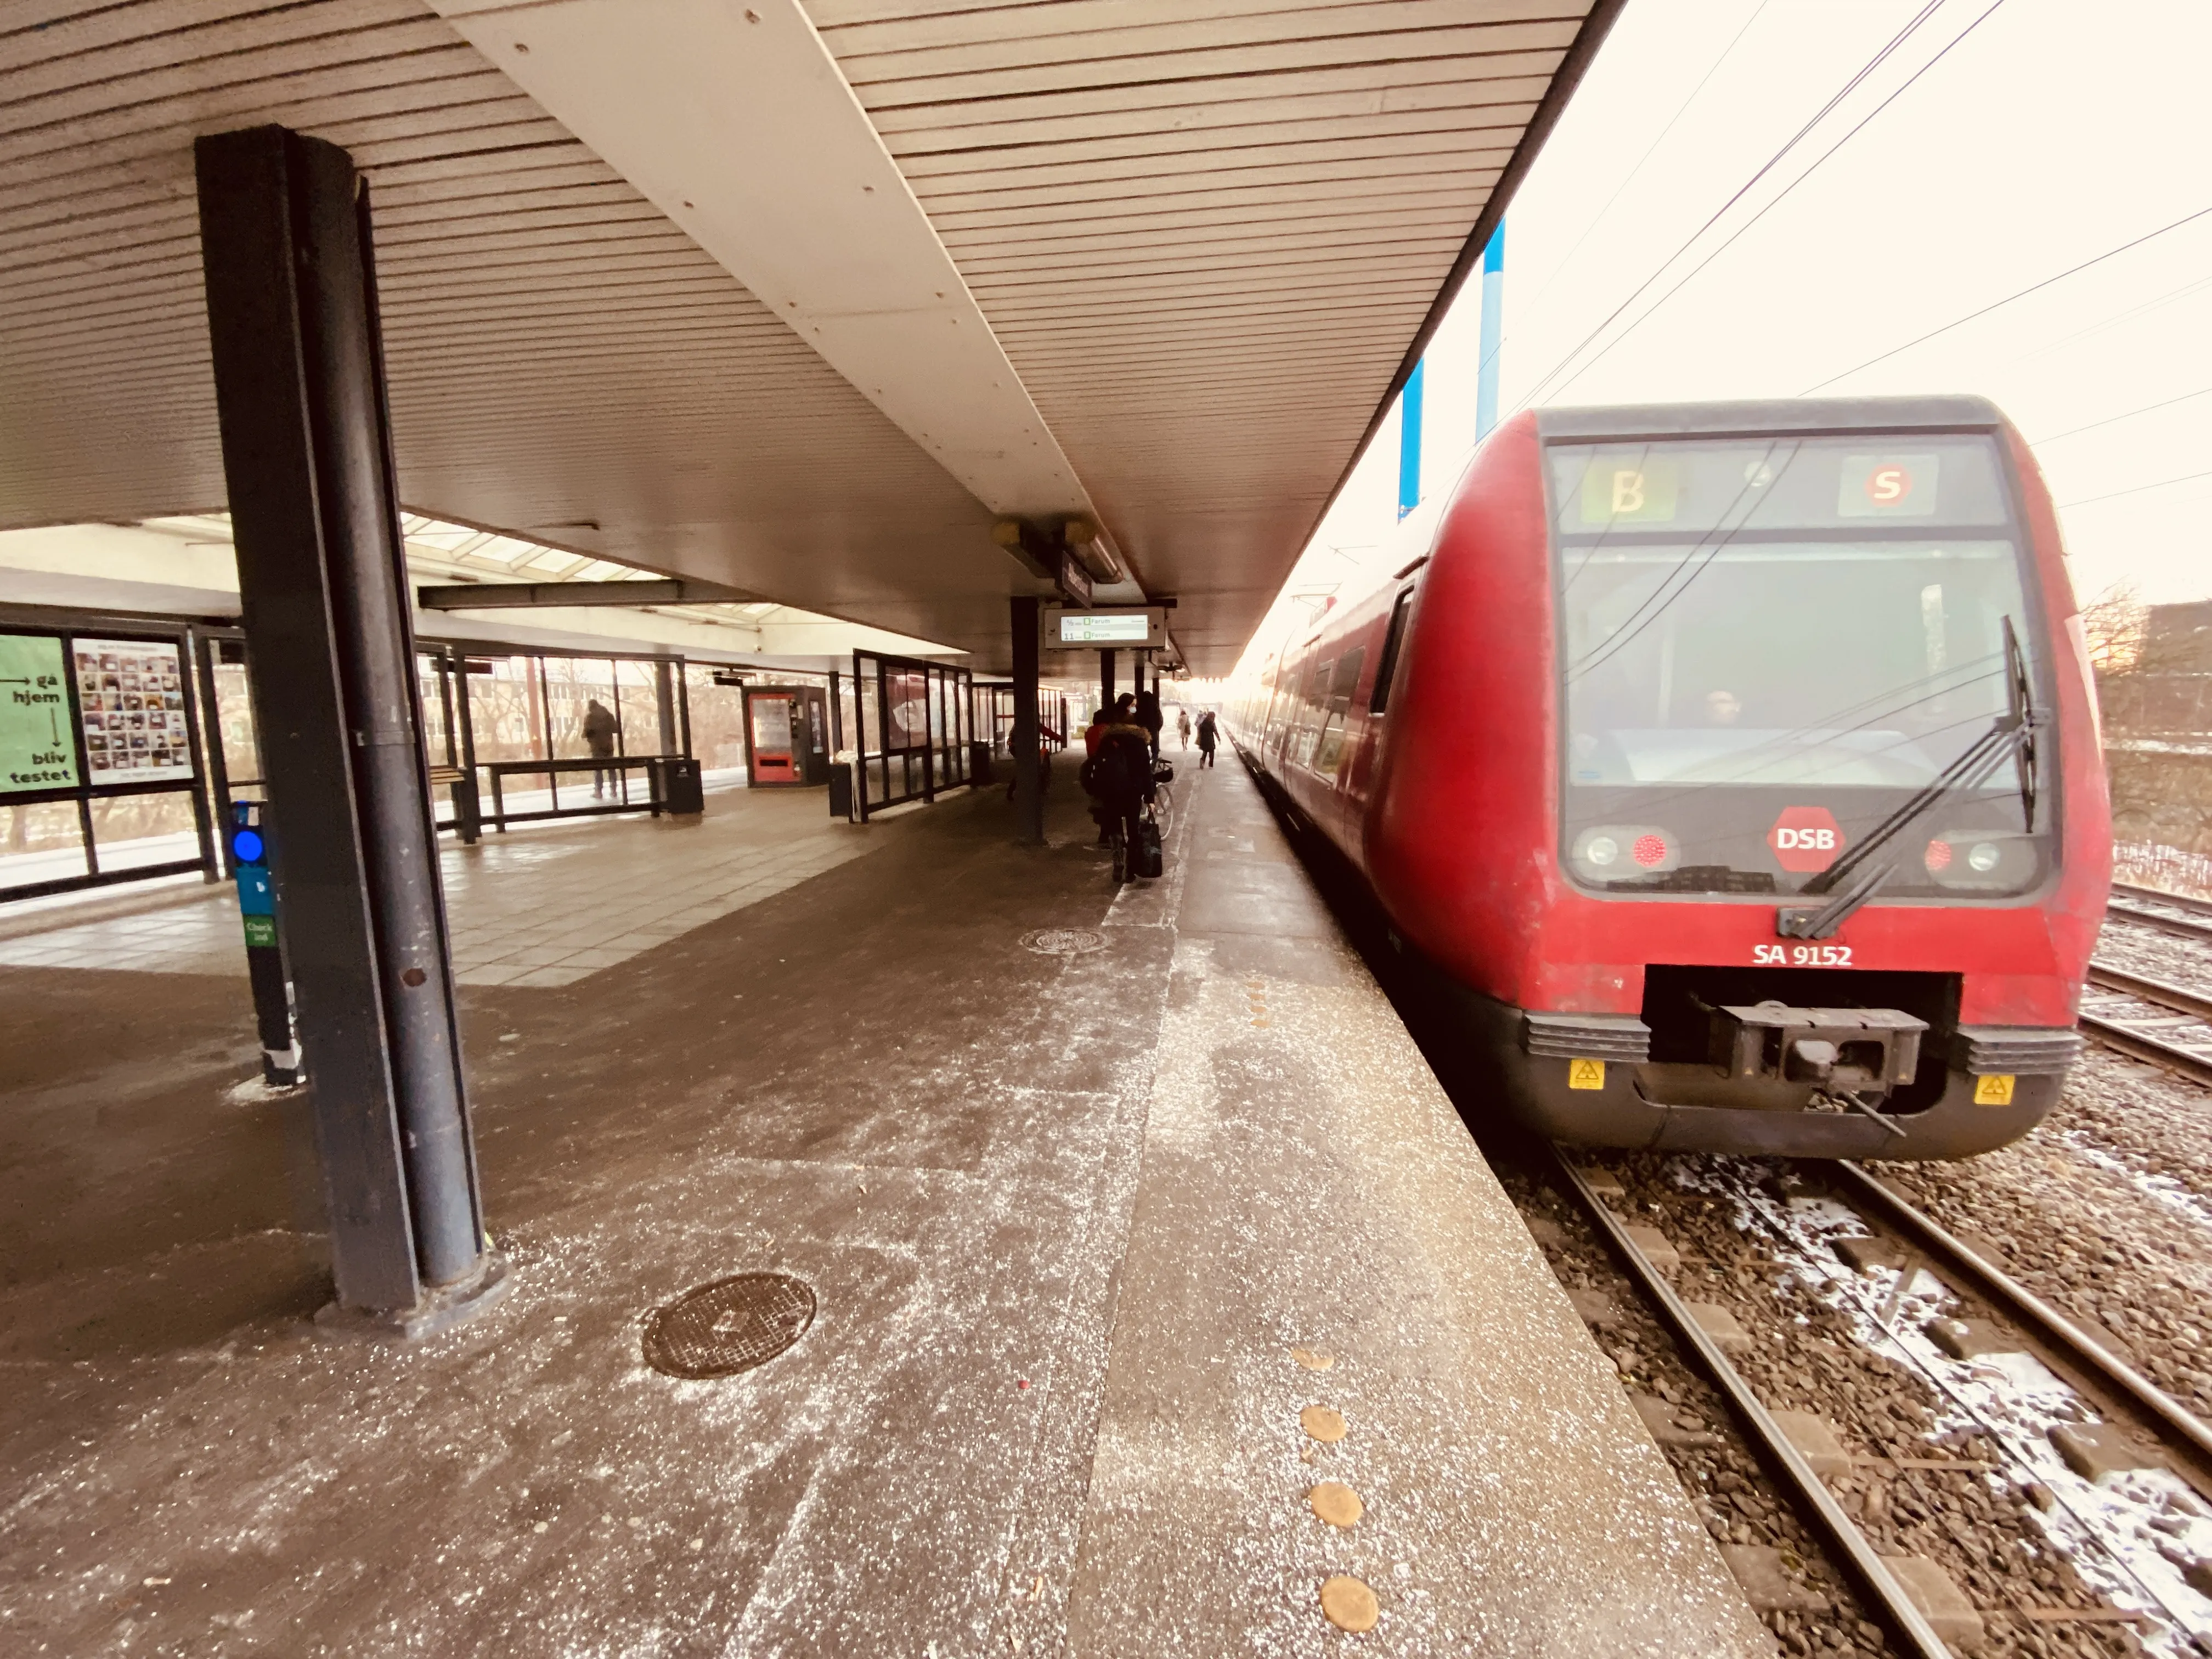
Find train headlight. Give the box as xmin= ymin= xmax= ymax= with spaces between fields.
xmin=1571 ymin=825 xmax=1678 ymax=880
xmin=1925 ymin=830 xmax=2034 ymax=890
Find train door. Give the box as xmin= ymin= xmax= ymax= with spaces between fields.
xmin=743 ymin=685 xmax=828 ymax=787
xmin=1310 ymin=646 xmax=1368 ymax=842
xmin=1339 ymin=586 xmax=1418 ymax=837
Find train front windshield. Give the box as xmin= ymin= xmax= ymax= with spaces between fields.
xmin=1548 ymin=433 xmax=2052 ymax=900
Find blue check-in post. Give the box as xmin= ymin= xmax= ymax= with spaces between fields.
xmin=230 ymin=800 xmax=301 ymax=1086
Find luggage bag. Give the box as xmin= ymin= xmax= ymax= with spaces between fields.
xmin=1133 ymin=812 xmax=1164 ymax=879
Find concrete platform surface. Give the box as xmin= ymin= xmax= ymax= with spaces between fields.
xmin=0 ymin=783 xmax=865 ymax=987
xmin=0 ymin=761 xmax=1769 ymax=1656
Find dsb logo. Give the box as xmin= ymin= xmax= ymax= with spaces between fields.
xmin=1769 ymin=806 xmax=1844 ymax=873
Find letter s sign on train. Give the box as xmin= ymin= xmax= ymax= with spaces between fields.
xmin=1769 ymin=806 xmax=1844 ymax=873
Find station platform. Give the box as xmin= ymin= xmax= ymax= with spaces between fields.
xmin=0 ymin=762 xmax=1770 ymax=1655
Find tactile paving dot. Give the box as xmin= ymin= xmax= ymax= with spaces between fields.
xmin=1020 ymin=928 xmax=1105 ymax=956
xmin=641 ymin=1272 xmax=815 ymax=1379
xmin=1309 ymin=1481 xmax=1364 ymax=1528
xmin=1320 ymin=1575 xmax=1380 ymax=1632
xmin=1290 ymin=1346 xmax=1335 ymax=1371
xmin=1300 ymin=1404 xmax=1348 ymax=1443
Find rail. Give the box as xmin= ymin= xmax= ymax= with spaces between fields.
xmin=1550 ymin=1147 xmax=1954 ymax=1659
xmin=2111 ymin=879 xmax=2212 ymax=919
xmin=2080 ymin=964 xmax=2212 ymax=1087
xmin=1824 ymin=1160 xmax=2212 ymax=1494
xmin=2106 ymin=898 xmax=2212 ymax=947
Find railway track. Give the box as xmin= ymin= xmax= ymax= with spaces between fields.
xmin=1553 ymin=1147 xmax=1956 ymax=1657
xmin=2114 ymin=881 xmax=2212 ymax=921
xmin=2107 ymin=885 xmax=2212 ymax=948
xmin=2081 ymin=964 xmax=2212 ymax=1087
xmin=1551 ymin=1144 xmax=2212 ymax=1656
xmin=2087 ymin=884 xmax=2212 ymax=1085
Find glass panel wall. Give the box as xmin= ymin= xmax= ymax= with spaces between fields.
xmin=0 ymin=800 xmax=88 ymax=891
xmin=90 ymin=789 xmax=201 ymax=872
xmin=684 ymin=667 xmax=749 ymax=784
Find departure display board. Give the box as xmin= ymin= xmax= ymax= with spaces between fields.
xmin=1047 ymin=608 xmax=1166 ymax=648
xmin=0 ymin=633 xmax=78 ymax=794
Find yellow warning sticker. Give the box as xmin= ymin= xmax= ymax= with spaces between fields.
xmin=1973 ymin=1073 xmax=2016 ymax=1107
xmin=1567 ymin=1058 xmax=1606 ymax=1091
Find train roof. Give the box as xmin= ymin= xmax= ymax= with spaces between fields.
xmin=1535 ymin=394 xmax=2008 ymax=442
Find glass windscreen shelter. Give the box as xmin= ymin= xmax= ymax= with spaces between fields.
xmin=844 ymin=651 xmax=974 ymax=821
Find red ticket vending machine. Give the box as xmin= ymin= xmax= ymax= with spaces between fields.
xmin=743 ymin=685 xmax=830 ymax=787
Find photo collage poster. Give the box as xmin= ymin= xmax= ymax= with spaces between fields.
xmin=74 ymin=637 xmax=197 ymax=785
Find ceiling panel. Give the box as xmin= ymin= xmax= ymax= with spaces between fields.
xmin=0 ymin=0 xmax=1023 ymax=660
xmin=812 ymin=0 xmax=1614 ymax=665
xmin=0 ymin=0 xmax=1621 ymax=672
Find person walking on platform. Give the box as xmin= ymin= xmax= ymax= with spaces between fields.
xmin=583 ymin=697 xmax=619 ymax=797
xmin=1195 ymin=709 xmax=1218 ymax=768
xmin=1134 ymin=685 xmax=1164 ymax=759
xmin=1176 ymin=707 xmax=1191 ymax=751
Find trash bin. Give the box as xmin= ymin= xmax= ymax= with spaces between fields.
xmin=968 ymin=740 xmax=994 ymax=786
xmin=827 ymin=763 xmax=854 ymax=821
xmin=652 ymin=756 xmax=704 ymax=817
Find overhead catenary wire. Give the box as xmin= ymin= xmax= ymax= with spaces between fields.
xmin=1515 ymin=1 xmax=1775 ymax=326
xmin=1801 ymin=202 xmax=2212 ymax=394
xmin=2032 ymin=384 xmax=2212 ymax=444
xmin=1504 ymin=0 xmax=1956 ymax=420
xmin=2059 ymin=467 xmax=2212 ymax=510
xmin=1542 ymin=0 xmax=2012 ymax=409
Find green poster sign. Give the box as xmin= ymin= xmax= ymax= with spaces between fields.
xmin=0 ymin=634 xmax=80 ymax=794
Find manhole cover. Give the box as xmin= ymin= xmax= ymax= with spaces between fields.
xmin=1023 ymin=928 xmax=1105 ymax=956
xmin=641 ymin=1272 xmax=815 ymax=1380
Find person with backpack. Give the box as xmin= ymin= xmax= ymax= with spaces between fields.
xmin=1081 ymin=708 xmax=1154 ymax=878
xmin=1195 ymin=710 xmax=1218 ymax=768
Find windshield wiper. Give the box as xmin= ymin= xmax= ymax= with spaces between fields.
xmin=1777 ymin=617 xmax=2039 ymax=941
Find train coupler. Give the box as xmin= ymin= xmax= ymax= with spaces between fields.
xmin=1709 ymin=1001 xmax=1928 ymax=1097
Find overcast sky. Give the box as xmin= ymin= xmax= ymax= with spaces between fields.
xmin=1232 ymin=0 xmax=2212 ymax=675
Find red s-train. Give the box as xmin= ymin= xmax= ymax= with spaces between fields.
xmin=1236 ymin=397 xmax=2109 ymax=1159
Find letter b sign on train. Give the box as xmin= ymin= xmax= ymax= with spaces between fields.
xmin=1769 ymin=806 xmax=1844 ymax=873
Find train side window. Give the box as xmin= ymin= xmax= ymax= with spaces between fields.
xmin=1369 ymin=589 xmax=1417 ymax=714
xmin=1291 ymin=657 xmax=1333 ymax=767
xmin=1312 ymin=646 xmax=1366 ymax=777
xmin=1265 ymin=647 xmax=1312 ymax=752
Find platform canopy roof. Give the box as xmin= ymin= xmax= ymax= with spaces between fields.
xmin=0 ymin=0 xmax=1621 ymax=673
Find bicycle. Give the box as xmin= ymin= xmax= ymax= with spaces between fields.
xmin=1149 ymin=759 xmax=1176 ymax=838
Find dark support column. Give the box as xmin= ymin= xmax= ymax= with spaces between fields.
xmin=1010 ymin=598 xmax=1043 ymax=845
xmin=1099 ymin=648 xmax=1115 ymax=713
xmin=196 ymin=125 xmax=503 ymax=1333
xmin=654 ymin=659 xmax=679 ymax=755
